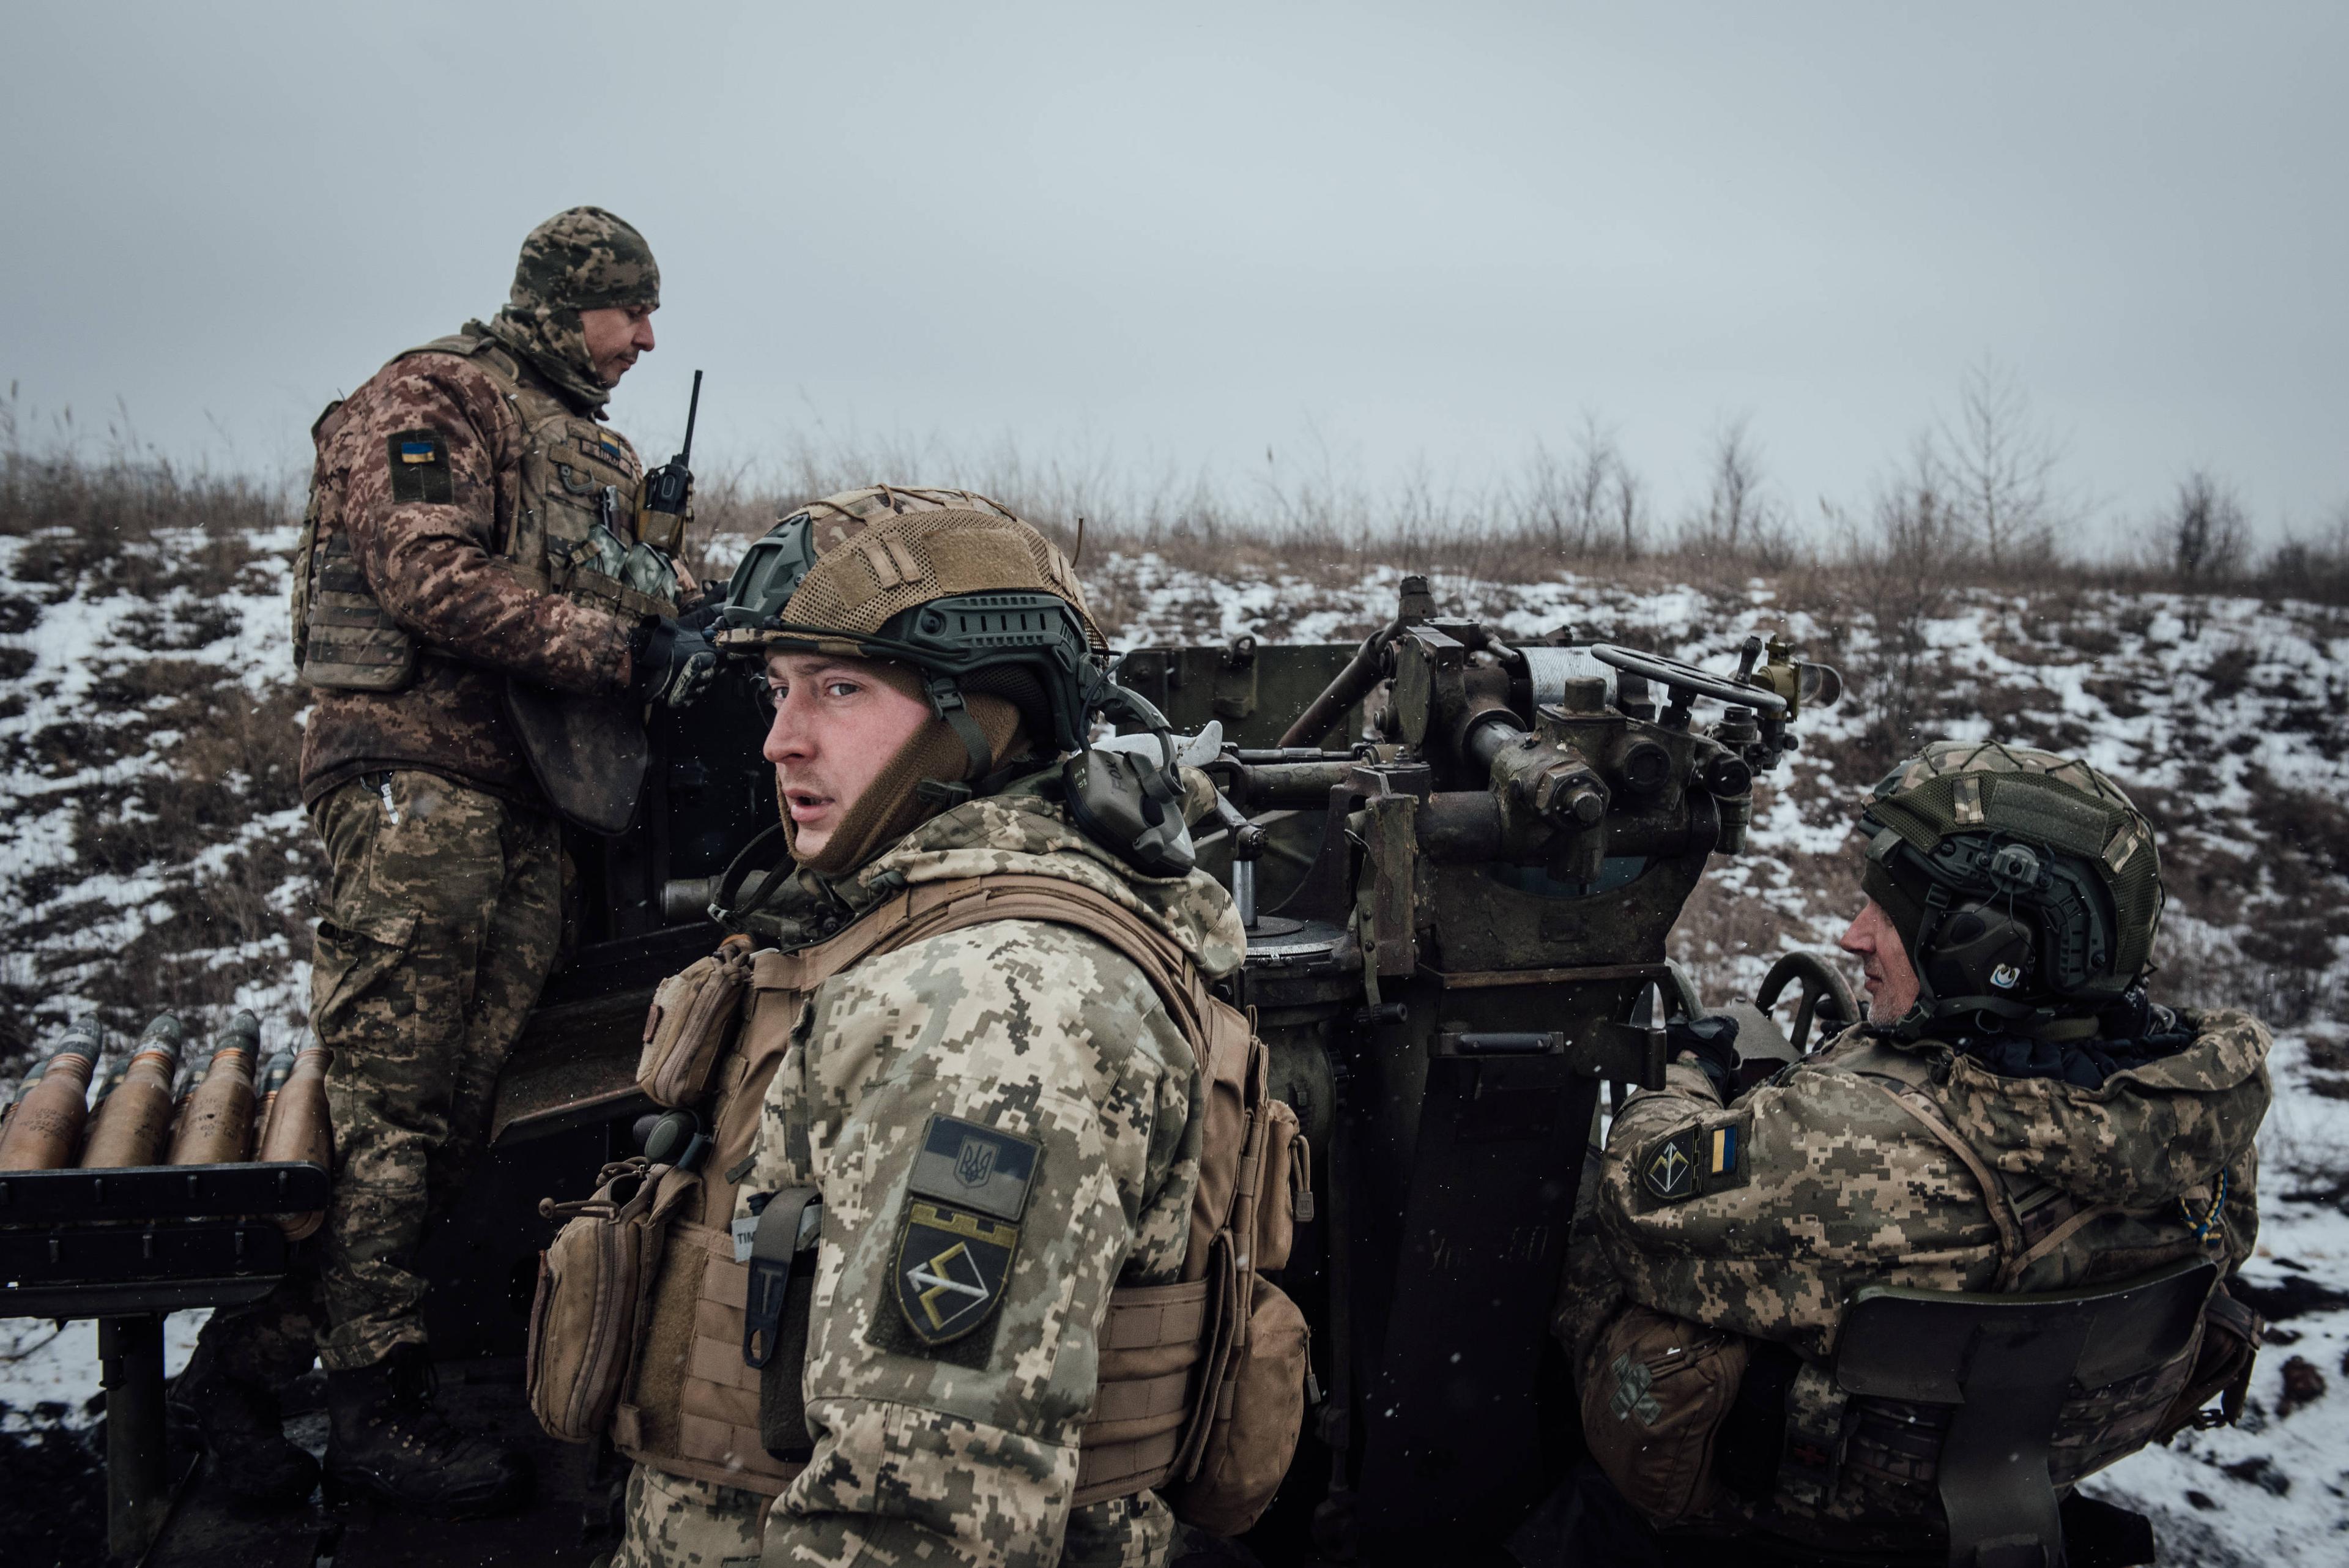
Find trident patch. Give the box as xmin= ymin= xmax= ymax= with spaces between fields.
xmin=892 ymin=1116 xmax=1039 ymax=1348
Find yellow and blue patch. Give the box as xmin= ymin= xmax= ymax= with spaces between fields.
xmin=385 ymin=429 xmax=452 ymax=504
xmin=1639 ymin=1116 xmax=1750 ymax=1204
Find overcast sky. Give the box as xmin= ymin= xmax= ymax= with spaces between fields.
xmin=4 ymin=2 xmax=2342 ymax=544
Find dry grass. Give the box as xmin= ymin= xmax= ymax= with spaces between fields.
xmin=4 ymin=406 xmax=2343 ymax=1066
xmin=679 ymin=429 xmax=2349 ymax=613
xmin=0 ymin=407 xmax=314 ymax=1062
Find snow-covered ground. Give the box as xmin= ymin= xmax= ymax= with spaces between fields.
xmin=4 ymin=530 xmax=2345 ymax=1557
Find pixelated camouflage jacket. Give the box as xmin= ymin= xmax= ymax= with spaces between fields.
xmin=297 ymin=329 xmax=636 ymax=806
xmin=733 ymin=787 xmax=1245 ymax=1568
xmin=1567 ymin=1009 xmax=2268 ymax=1367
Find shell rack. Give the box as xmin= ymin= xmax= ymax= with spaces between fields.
xmin=0 ymin=1161 xmax=331 ymax=1563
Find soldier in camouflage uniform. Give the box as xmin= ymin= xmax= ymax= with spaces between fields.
xmin=1541 ymin=740 xmax=2271 ymax=1562
xmin=602 ymin=490 xmax=1239 ymax=1568
xmin=176 ymin=208 xmax=714 ymax=1515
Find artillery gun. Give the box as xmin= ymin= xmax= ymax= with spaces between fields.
xmin=66 ymin=575 xmax=1847 ymax=1567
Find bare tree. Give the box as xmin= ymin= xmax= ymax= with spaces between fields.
xmin=2266 ymin=499 xmax=2349 ymax=599
xmin=1610 ymin=461 xmax=1647 ymax=559
xmin=1930 ymin=359 xmax=2069 ymax=570
xmin=1839 ymin=443 xmax=1965 ymax=768
xmin=1524 ymin=414 xmax=1613 ymax=557
xmin=1693 ymin=414 xmax=1783 ymax=557
xmin=2169 ymin=470 xmax=2250 ymax=587
xmin=1523 ymin=413 xmax=1648 ymax=559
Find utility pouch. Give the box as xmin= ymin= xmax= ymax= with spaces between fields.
xmin=503 ymin=680 xmax=650 ymax=838
xmin=1170 ymin=1258 xmax=1310 ymax=1537
xmin=639 ymin=937 xmax=757 ymax=1108
xmin=526 ymin=1157 xmax=702 ymax=1443
xmin=1154 ymin=1005 xmax=1313 ymax=1536
xmin=2153 ymin=1281 xmax=2265 ymax=1443
xmin=740 ymin=1187 xmax=822 ymax=1462
xmin=1579 ymin=1304 xmax=1751 ymax=1523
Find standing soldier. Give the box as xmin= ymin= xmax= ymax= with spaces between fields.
xmin=1542 ymin=740 xmax=2269 ymax=1564
xmin=172 ymin=207 xmax=716 ymax=1515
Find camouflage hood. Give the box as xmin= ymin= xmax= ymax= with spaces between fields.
xmin=476 ymin=309 xmax=608 ymax=414
xmin=1903 ymin=1007 xmax=2271 ymax=1211
xmin=475 ymin=206 xmax=661 ymax=415
xmin=831 ymin=781 xmax=1246 ymax=981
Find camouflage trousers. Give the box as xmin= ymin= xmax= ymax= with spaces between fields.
xmin=302 ymin=770 xmax=562 ymax=1372
xmin=608 ymin=1460 xmax=1178 ymax=1568
xmin=607 ymin=1463 xmax=765 ymax=1568
xmin=202 ymin=772 xmax=563 ymax=1381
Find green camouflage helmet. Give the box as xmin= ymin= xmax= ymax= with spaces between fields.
xmin=510 ymin=206 xmax=660 ymax=313
xmin=1857 ymin=740 xmax=2164 ymax=1023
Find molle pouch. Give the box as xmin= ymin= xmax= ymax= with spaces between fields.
xmin=639 ymin=938 xmax=757 ymax=1108
xmin=297 ymin=530 xmax=420 ymax=691
xmin=1253 ymin=1101 xmax=1307 ymax=1273
xmin=2153 ymin=1281 xmax=2265 ymax=1443
xmin=1579 ymin=1304 xmax=1751 ymax=1523
xmin=1171 ymin=1269 xmax=1310 ymax=1537
xmin=527 ymin=1158 xmax=702 ymax=1444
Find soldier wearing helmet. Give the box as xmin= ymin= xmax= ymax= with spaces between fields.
xmin=175 ymin=208 xmax=717 ymax=1517
xmin=595 ymin=489 xmax=1245 ymax=1568
xmin=1543 ymin=740 xmax=2271 ymax=1561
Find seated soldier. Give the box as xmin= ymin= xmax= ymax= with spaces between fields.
xmin=1542 ymin=739 xmax=2270 ymax=1564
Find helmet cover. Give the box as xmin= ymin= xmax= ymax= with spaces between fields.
xmin=1857 ymin=739 xmax=2163 ymax=1022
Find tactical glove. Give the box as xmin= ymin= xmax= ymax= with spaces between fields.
xmin=631 ymin=617 xmax=718 ymax=710
xmin=1667 ymin=1013 xmax=1742 ymax=1098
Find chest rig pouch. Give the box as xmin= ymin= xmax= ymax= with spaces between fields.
xmin=485 ymin=338 xmax=677 ymax=835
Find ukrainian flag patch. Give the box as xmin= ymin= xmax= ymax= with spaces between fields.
xmin=385 ymin=429 xmax=452 ymax=504
xmin=1637 ymin=1113 xmax=1750 ymax=1205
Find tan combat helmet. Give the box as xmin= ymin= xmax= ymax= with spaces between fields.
xmin=714 ymin=488 xmax=1193 ymax=876
xmin=1857 ymin=739 xmax=2165 ymax=1028
xmin=714 ymin=486 xmax=1102 ymax=775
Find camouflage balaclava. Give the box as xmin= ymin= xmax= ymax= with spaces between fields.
xmin=477 ymin=206 xmax=660 ymax=414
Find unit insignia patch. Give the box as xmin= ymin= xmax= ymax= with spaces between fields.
xmin=1642 ymin=1129 xmax=1701 ymax=1202
xmin=891 ymin=1115 xmax=1041 ymax=1348
xmin=894 ymin=1199 xmax=1019 ymax=1346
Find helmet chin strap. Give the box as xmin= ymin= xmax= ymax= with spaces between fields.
xmin=920 ymin=673 xmax=996 ymax=781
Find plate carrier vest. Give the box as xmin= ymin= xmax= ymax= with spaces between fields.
xmin=611 ymin=870 xmax=1299 ymax=1510
xmin=289 ymin=332 xmax=670 ymax=692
